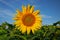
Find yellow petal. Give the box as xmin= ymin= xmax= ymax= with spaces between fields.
xmin=21 ymin=26 xmax=26 ymax=34
xmin=33 ymin=26 xmax=38 ymax=31
xmin=22 ymin=5 xmax=26 ymax=13
xmin=20 ymin=26 xmax=23 ymax=31
xmin=17 ymin=26 xmax=20 ymax=29
xmin=33 ymin=10 xmax=40 ymax=15
xmin=27 ymin=4 xmax=30 ymax=13
xmin=14 ymin=14 xmax=21 ymax=19
xmin=32 ymin=29 xmax=34 ymax=34
xmin=28 ymin=4 xmax=30 ymax=10
xmin=30 ymin=6 xmax=34 ymax=13
xmin=31 ymin=27 xmax=35 ymax=34
xmin=27 ymin=27 xmax=31 ymax=34
xmin=16 ymin=9 xmax=22 ymax=14
xmin=14 ymin=21 xmax=19 ymax=24
xmin=13 ymin=17 xmax=19 ymax=20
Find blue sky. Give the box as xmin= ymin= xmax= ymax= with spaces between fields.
xmin=0 ymin=0 xmax=60 ymax=25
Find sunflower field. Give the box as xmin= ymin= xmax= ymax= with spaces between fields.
xmin=0 ymin=5 xmax=60 ymax=40
xmin=0 ymin=21 xmax=60 ymax=40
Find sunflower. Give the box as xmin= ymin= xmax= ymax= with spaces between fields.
xmin=13 ymin=5 xmax=42 ymax=34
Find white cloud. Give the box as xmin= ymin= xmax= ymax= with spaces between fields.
xmin=0 ymin=14 xmax=5 ymax=18
xmin=0 ymin=0 xmax=15 ymax=10
xmin=41 ymin=14 xmax=52 ymax=18
xmin=0 ymin=9 xmax=14 ymax=18
xmin=0 ymin=9 xmax=15 ymax=24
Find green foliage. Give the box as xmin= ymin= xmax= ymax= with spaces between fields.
xmin=53 ymin=21 xmax=60 ymax=26
xmin=0 ymin=22 xmax=60 ymax=40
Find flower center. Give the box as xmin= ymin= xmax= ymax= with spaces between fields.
xmin=22 ymin=14 xmax=35 ymax=26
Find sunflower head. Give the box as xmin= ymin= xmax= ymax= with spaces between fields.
xmin=13 ymin=4 xmax=42 ymax=34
